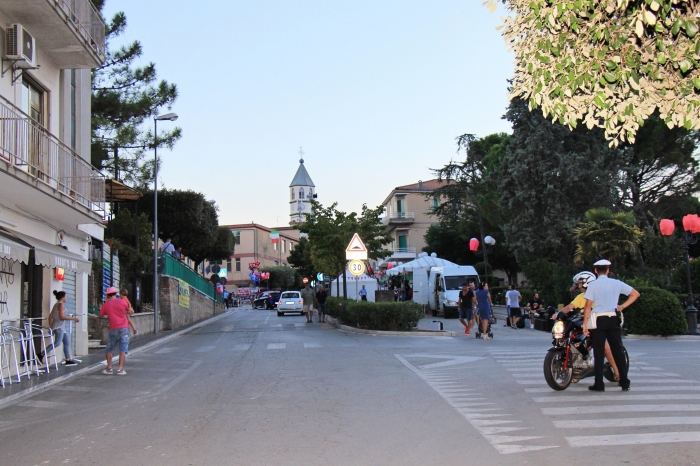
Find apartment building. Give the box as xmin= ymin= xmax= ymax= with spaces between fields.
xmin=0 ymin=1 xmax=106 ymax=357
xmin=379 ymin=179 xmax=451 ymax=267
xmin=209 ymin=224 xmax=300 ymax=286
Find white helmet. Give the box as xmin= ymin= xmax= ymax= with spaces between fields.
xmin=573 ymin=271 xmax=596 ymax=289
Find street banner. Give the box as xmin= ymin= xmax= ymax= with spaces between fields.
xmin=178 ymin=279 xmax=190 ymax=308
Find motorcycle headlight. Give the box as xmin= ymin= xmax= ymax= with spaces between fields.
xmin=552 ymin=321 xmax=565 ymax=339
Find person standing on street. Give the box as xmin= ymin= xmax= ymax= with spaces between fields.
xmin=457 ymin=282 xmax=475 ymax=335
xmin=316 ymin=285 xmax=328 ymax=323
xmin=301 ymin=279 xmax=315 ymax=323
xmin=159 ymin=238 xmax=175 ymax=256
xmin=505 ymin=286 xmax=523 ymax=329
xmin=359 ymin=285 xmax=368 ymax=301
xmin=526 ymin=293 xmax=544 ymax=328
xmin=583 ymin=259 xmax=640 ymax=392
xmin=38 ymin=290 xmax=80 ymax=366
xmin=474 ymin=283 xmax=493 ymax=339
xmin=100 ymin=287 xmax=133 ymax=375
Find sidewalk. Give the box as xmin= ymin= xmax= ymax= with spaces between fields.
xmin=0 ymin=310 xmax=233 ymax=408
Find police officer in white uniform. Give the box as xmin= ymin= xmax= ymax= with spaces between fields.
xmin=582 ymin=259 xmax=640 ymax=391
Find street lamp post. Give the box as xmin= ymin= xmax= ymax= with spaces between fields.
xmin=470 ymin=236 xmax=496 ymax=284
xmin=153 ymin=112 xmax=178 ymax=335
xmin=660 ymin=215 xmax=700 ymax=335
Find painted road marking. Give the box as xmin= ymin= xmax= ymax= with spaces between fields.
xmin=401 ymin=354 xmax=485 ymax=370
xmin=231 ymin=344 xmax=251 ymax=351
xmin=303 ymin=342 xmax=322 ymax=348
xmin=193 ymin=346 xmax=215 ymax=353
xmin=542 ymin=404 xmax=700 ymax=415
xmin=267 ymin=343 xmax=286 ymax=350
xmin=566 ymin=431 xmax=700 ymax=447
xmin=17 ymin=401 xmax=67 ymax=409
xmin=155 ymin=347 xmax=177 ymax=354
xmin=221 ymin=325 xmax=234 ymax=332
xmin=526 ymin=385 xmax=700 ymax=393
xmin=533 ymin=394 xmax=700 ymax=403
xmin=554 ymin=416 xmax=700 ymax=429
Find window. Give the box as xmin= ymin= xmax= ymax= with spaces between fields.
xmin=299 ymin=187 xmax=305 ymax=199
xmin=227 ymin=259 xmax=232 ymax=272
xmin=308 ymin=189 xmax=313 ymax=199
xmin=282 ymin=240 xmax=286 ymax=253
xmin=397 ymin=199 xmax=405 ymax=217
xmin=70 ymin=70 xmax=76 ymax=149
xmin=290 ymin=243 xmax=293 ymax=251
xmin=235 ymin=258 xmax=241 ymax=272
xmin=274 ymin=242 xmax=278 ymax=251
xmin=291 ymin=189 xmax=295 ymax=200
xmin=234 ymin=234 xmax=240 ymax=245
xmin=433 ymin=198 xmax=438 ymax=209
xmin=21 ymin=76 xmax=44 ymax=125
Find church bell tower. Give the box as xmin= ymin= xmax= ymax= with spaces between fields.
xmin=289 ymin=149 xmax=316 ymax=225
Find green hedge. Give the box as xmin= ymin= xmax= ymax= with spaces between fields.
xmin=623 ymin=286 xmax=687 ymax=336
xmin=326 ymin=297 xmax=423 ymax=331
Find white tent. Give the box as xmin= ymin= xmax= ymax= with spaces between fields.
xmin=385 ymin=253 xmax=458 ymax=275
xmin=330 ymin=273 xmax=378 ymax=302
xmin=384 ymin=253 xmax=458 ymax=306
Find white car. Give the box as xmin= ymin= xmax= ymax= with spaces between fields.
xmin=276 ymin=291 xmax=303 ymax=316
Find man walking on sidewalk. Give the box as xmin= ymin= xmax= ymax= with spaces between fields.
xmin=99 ymin=287 xmax=133 ymax=375
xmin=316 ymin=285 xmax=328 ymax=323
xmin=301 ymin=279 xmax=315 ymax=323
xmin=457 ymin=282 xmax=475 ymax=335
xmin=505 ymin=285 xmax=522 ymax=329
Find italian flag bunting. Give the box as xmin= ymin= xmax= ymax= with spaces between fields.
xmin=270 ymin=230 xmax=280 ymax=244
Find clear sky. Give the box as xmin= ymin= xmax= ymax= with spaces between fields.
xmin=103 ymin=1 xmax=514 ymax=227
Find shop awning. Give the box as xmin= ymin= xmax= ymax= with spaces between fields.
xmin=105 ymin=179 xmax=143 ymax=202
xmin=0 ymin=229 xmax=30 ymax=265
xmin=9 ymin=231 xmax=92 ymax=275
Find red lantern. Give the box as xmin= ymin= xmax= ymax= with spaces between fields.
xmin=469 ymin=238 xmax=479 ymax=252
xmin=683 ymin=214 xmax=700 ymax=233
xmin=659 ymin=219 xmax=675 ymax=236
xmin=387 ymin=263 xmax=393 ymax=270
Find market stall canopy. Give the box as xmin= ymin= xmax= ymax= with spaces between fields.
xmin=385 ymin=254 xmax=457 ymax=275
xmin=0 ymin=228 xmax=30 ymax=265
xmin=105 ymin=179 xmax=143 ymax=203
xmin=9 ymin=231 xmax=92 ymax=275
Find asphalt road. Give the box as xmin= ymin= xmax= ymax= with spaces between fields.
xmin=3 ymin=307 xmax=700 ymax=466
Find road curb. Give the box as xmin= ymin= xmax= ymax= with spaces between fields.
xmin=0 ymin=310 xmax=234 ymax=409
xmin=325 ymin=316 xmax=457 ymax=337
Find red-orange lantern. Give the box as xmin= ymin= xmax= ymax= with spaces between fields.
xmin=683 ymin=214 xmax=700 ymax=233
xmin=659 ymin=219 xmax=675 ymax=236
xmin=469 ymin=238 xmax=479 ymax=252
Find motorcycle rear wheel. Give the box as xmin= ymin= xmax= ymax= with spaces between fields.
xmin=603 ymin=347 xmax=629 ymax=382
xmin=544 ymin=350 xmax=573 ymax=390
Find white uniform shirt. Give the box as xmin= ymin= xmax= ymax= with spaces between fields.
xmin=584 ymin=275 xmax=634 ymax=315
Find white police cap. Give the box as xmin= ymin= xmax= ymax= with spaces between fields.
xmin=593 ymin=259 xmax=611 ymax=266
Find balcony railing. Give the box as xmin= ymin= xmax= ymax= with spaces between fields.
xmin=57 ymin=0 xmax=106 ymax=59
xmin=388 ymin=247 xmax=417 ymax=255
xmin=0 ymin=95 xmax=105 ymax=216
xmin=382 ymin=212 xmax=415 ymax=223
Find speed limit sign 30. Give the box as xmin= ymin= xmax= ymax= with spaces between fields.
xmin=348 ymin=259 xmax=365 ymax=276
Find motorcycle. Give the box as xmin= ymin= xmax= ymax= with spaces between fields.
xmin=543 ymin=306 xmax=628 ymax=390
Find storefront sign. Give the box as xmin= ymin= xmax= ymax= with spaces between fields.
xmin=178 ymin=279 xmax=190 ymax=308
xmin=55 ymin=268 xmax=65 ymax=281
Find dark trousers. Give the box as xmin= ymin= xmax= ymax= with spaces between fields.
xmin=591 ymin=315 xmax=629 ymax=388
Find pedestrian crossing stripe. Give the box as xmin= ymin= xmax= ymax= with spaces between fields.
xmin=566 ymin=431 xmax=700 ymax=447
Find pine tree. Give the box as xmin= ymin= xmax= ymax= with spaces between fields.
xmin=91 ymin=4 xmax=180 ymax=187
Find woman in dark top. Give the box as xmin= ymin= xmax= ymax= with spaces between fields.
xmin=474 ymin=283 xmax=493 ymax=340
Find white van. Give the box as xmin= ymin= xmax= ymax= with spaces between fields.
xmin=428 ymin=266 xmax=480 ymax=318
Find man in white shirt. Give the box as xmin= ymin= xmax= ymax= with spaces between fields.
xmin=505 ymin=286 xmax=522 ymax=329
xmin=582 ymin=259 xmax=640 ymax=392
xmin=159 ymin=238 xmax=175 ymax=255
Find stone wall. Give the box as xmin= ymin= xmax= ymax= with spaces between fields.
xmin=89 ymin=274 xmax=224 ymax=343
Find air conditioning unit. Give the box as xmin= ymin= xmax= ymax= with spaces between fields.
xmin=5 ymin=24 xmax=36 ymax=68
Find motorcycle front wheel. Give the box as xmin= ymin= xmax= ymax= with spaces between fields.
xmin=604 ymin=347 xmax=629 ymax=382
xmin=544 ymin=350 xmax=573 ymax=391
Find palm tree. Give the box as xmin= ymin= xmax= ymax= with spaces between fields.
xmin=573 ymin=208 xmax=643 ymax=265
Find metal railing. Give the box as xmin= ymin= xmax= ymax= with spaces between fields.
xmin=388 ymin=247 xmax=417 ymax=254
xmin=56 ymin=0 xmax=106 ymax=59
xmin=0 ymin=95 xmax=105 ymax=216
xmin=383 ymin=212 xmax=415 ymax=223
xmin=162 ymin=254 xmax=223 ymax=303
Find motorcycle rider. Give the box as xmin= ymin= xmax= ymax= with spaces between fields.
xmin=583 ymin=259 xmax=640 ymax=392
xmin=554 ymin=271 xmax=619 ymax=382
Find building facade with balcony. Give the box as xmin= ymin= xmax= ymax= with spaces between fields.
xmin=379 ymin=179 xmax=452 ymax=267
xmin=0 ymin=0 xmax=106 ymax=359
xmin=205 ymin=224 xmax=300 ymax=287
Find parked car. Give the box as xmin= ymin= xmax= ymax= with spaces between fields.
xmin=253 ymin=291 xmax=281 ymax=310
xmin=276 ymin=291 xmax=303 ymax=316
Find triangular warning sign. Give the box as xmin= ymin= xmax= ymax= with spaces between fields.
xmin=345 ymin=233 xmax=367 ymax=260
